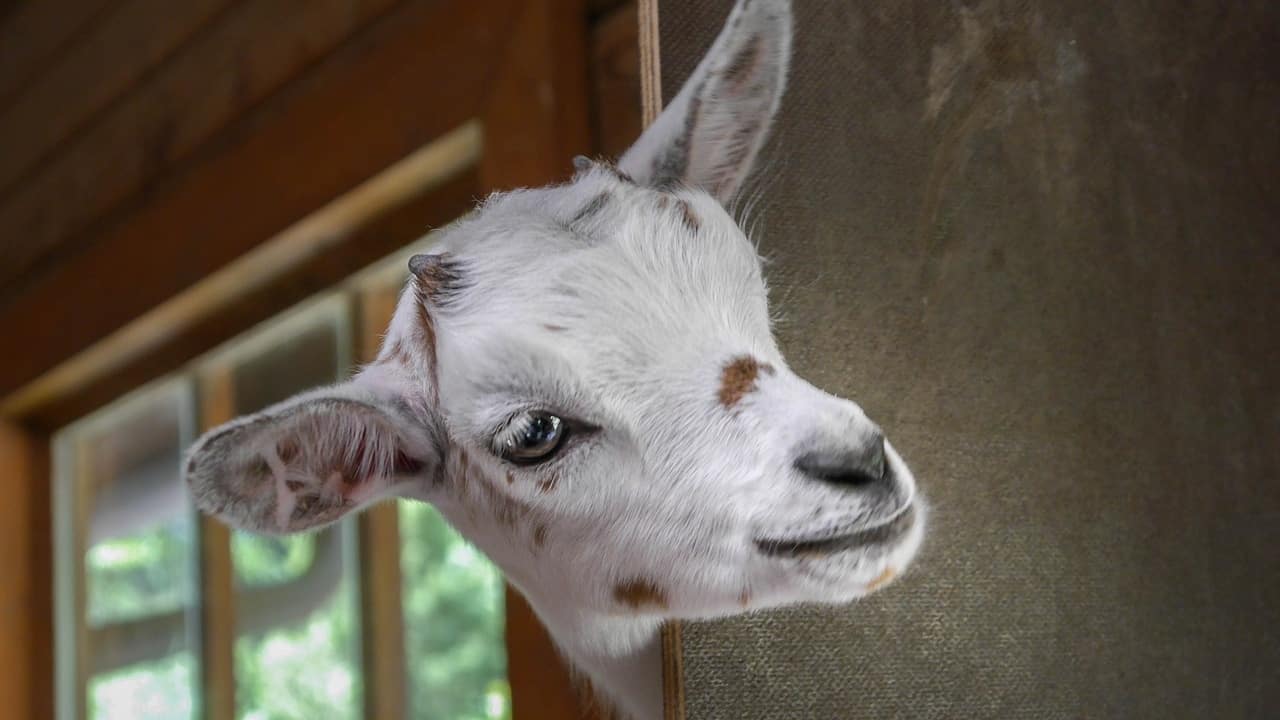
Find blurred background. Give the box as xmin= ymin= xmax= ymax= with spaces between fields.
xmin=2 ymin=1 xmax=1278 ymax=720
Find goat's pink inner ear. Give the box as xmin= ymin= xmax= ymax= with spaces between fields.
xmin=186 ymin=394 xmax=434 ymax=535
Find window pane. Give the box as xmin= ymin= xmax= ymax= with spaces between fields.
xmin=204 ymin=296 xmax=363 ymax=720
xmin=400 ymin=502 xmax=510 ymax=720
xmin=55 ymin=380 xmax=199 ymax=720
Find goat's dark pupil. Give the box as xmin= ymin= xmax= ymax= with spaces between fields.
xmin=523 ymin=415 xmax=559 ymax=447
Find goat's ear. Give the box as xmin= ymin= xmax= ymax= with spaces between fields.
xmin=184 ymin=379 xmax=439 ymax=535
xmin=619 ymin=0 xmax=791 ymax=204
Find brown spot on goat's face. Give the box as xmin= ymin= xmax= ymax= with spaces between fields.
xmin=613 ymin=578 xmax=669 ymax=610
xmin=718 ymin=355 xmax=775 ymax=408
xmin=532 ymin=523 xmax=548 ymax=549
xmin=677 ymin=199 xmax=701 ymax=233
xmin=537 ymin=475 xmax=558 ymax=494
xmin=866 ymin=566 xmax=897 ymax=592
xmin=409 ymin=253 xmax=465 ymax=400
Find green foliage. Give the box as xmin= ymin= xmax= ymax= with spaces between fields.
xmin=400 ymin=502 xmax=511 ymax=720
xmin=86 ymin=522 xmax=197 ymax=719
xmin=86 ymin=522 xmax=193 ymax=624
xmin=81 ymin=506 xmax=511 ymax=720
xmin=89 ymin=653 xmax=195 ymax=720
xmin=232 ymin=530 xmax=360 ymax=720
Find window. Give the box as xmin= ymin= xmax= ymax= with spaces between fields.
xmin=53 ymin=245 xmax=510 ymax=720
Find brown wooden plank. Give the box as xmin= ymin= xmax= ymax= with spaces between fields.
xmin=0 ymin=422 xmax=52 ymax=720
xmin=0 ymin=0 xmax=236 ymax=202
xmin=0 ymin=0 xmax=114 ymax=107
xmin=480 ymin=0 xmax=591 ymax=191
xmin=0 ymin=0 xmax=402 ymax=292
xmin=0 ymin=0 xmax=514 ymax=403
xmin=661 ymin=623 xmax=685 ymax=720
xmin=197 ymin=369 xmax=237 ymax=720
xmin=479 ymin=2 xmax=597 ymax=718
xmin=356 ymin=284 xmax=407 ymax=720
xmin=588 ymin=0 xmax=629 ymax=19
xmin=590 ymin=1 xmax=643 ymax=158
xmin=638 ymin=0 xmax=662 ymax=126
xmin=504 ymin=589 xmax=589 ymax=720
xmin=358 ymin=504 xmax=407 ymax=720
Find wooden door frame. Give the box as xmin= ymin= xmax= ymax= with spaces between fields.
xmin=0 ymin=0 xmax=599 ymax=717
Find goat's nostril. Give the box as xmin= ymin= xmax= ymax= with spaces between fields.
xmin=794 ymin=433 xmax=888 ymax=490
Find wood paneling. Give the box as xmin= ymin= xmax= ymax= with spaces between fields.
xmin=591 ymin=1 xmax=643 ymax=158
xmin=0 ymin=0 xmax=514 ymax=403
xmin=0 ymin=0 xmax=401 ymax=290
xmin=0 ymin=0 xmax=235 ymax=203
xmin=0 ymin=0 xmax=114 ymax=107
xmin=0 ymin=422 xmax=51 ymax=720
xmin=356 ymin=285 xmax=408 ymax=720
xmin=197 ymin=369 xmax=237 ymax=720
xmin=480 ymin=0 xmax=591 ymax=190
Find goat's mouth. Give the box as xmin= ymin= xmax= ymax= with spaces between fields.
xmin=754 ymin=504 xmax=917 ymax=558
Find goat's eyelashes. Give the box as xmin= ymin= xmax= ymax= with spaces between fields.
xmin=496 ymin=411 xmax=570 ymax=465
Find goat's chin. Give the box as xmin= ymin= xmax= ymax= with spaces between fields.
xmin=778 ymin=499 xmax=928 ymax=603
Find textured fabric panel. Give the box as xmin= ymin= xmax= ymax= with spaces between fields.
xmin=662 ymin=2 xmax=1280 ymax=718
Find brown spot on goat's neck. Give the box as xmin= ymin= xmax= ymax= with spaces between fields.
xmin=718 ymin=355 xmax=775 ymax=408
xmin=613 ymin=578 xmax=670 ymax=610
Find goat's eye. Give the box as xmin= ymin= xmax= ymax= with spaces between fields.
xmin=500 ymin=412 xmax=567 ymax=464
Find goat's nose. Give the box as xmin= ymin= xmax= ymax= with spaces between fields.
xmin=794 ymin=430 xmax=888 ymax=490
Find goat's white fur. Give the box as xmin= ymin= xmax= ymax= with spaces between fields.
xmin=184 ymin=2 xmax=926 ymax=718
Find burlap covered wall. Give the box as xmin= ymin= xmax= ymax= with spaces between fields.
xmin=660 ymin=2 xmax=1280 ymax=717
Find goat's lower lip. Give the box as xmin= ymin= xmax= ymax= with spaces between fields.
xmin=755 ymin=505 xmax=916 ymax=558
